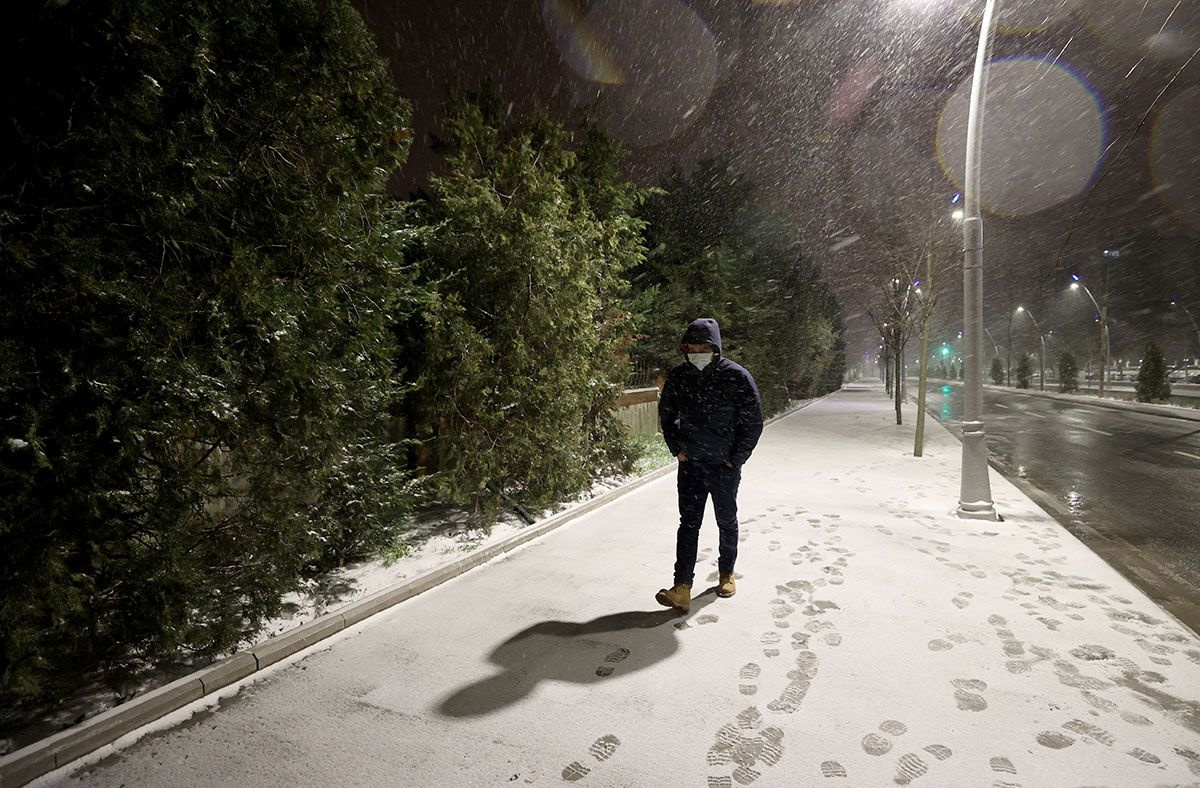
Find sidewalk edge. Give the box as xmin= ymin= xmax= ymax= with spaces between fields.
xmin=0 ymin=389 xmax=834 ymax=787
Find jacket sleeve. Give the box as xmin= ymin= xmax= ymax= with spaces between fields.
xmin=659 ymin=375 xmax=682 ymax=457
xmin=729 ymin=371 xmax=763 ymax=467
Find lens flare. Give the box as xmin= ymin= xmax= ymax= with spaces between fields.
xmin=552 ymin=0 xmax=719 ymax=148
xmin=824 ymin=57 xmax=882 ymax=129
xmin=1150 ymin=86 xmax=1200 ymax=231
xmin=936 ymin=57 xmax=1108 ymax=217
xmin=541 ymin=0 xmax=626 ymax=85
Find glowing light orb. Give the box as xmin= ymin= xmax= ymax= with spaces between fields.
xmin=1150 ymin=86 xmax=1200 ymax=231
xmin=544 ymin=0 xmax=719 ymax=148
xmin=936 ymin=57 xmax=1107 ymax=217
xmin=1069 ymin=0 xmax=1200 ymax=63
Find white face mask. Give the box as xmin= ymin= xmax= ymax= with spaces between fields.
xmin=688 ymin=352 xmax=715 ymax=370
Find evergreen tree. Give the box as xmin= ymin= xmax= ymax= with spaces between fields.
xmin=1 ymin=0 xmax=417 ymax=701
xmin=407 ymin=92 xmax=641 ymax=515
xmin=1016 ymin=354 xmax=1032 ymax=389
xmin=564 ymin=124 xmax=651 ymax=470
xmin=990 ymin=356 xmax=1004 ymax=385
xmin=1059 ymin=351 xmax=1080 ymax=393
xmin=1136 ymin=342 xmax=1172 ymax=402
xmin=628 ymin=160 xmax=843 ymax=413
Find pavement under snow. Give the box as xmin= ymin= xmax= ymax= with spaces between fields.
xmin=53 ymin=383 xmax=1200 ymax=787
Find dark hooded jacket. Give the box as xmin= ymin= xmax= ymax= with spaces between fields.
xmin=659 ymin=318 xmax=764 ymax=467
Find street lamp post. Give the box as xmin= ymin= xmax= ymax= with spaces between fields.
xmin=983 ymin=326 xmax=1001 ymax=363
xmin=1016 ymin=306 xmax=1047 ymax=391
xmin=957 ymin=0 xmax=998 ymax=521
xmin=1006 ymin=307 xmax=1014 ymax=387
xmin=1070 ymin=278 xmax=1109 ymax=397
xmin=1172 ymin=300 xmax=1200 ymax=360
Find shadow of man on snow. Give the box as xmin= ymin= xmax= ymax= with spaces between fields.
xmin=436 ymin=589 xmax=719 ymax=718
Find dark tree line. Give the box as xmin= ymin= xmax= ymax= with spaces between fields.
xmin=0 ymin=0 xmax=845 ymax=711
xmin=2 ymin=0 xmax=418 ymax=708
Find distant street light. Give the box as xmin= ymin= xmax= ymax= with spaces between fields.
xmin=1015 ymin=306 xmax=1047 ymax=391
xmin=951 ymin=209 xmax=965 ymax=222
xmin=1069 ymin=276 xmax=1110 ymax=396
xmin=1171 ymin=299 xmax=1200 ymax=359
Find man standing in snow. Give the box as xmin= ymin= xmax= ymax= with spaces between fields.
xmin=655 ymin=318 xmax=763 ymax=613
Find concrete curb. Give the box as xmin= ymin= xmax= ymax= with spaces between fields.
xmin=979 ymin=383 xmax=1200 ymax=421
xmin=925 ymin=378 xmax=1200 ymax=423
xmin=0 ymin=392 xmax=831 ymax=787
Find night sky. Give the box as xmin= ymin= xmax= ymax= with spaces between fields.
xmin=352 ymin=0 xmax=1200 ymax=365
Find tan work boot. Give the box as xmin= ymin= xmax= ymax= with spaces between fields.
xmin=655 ymin=584 xmax=692 ymax=613
xmin=718 ymin=573 xmax=736 ymax=598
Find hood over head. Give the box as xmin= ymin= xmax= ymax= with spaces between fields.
xmin=681 ymin=318 xmax=723 ymax=355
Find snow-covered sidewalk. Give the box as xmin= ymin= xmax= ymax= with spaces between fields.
xmin=50 ymin=383 xmax=1200 ymax=786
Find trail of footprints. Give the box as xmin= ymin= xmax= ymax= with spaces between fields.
xmin=568 ymin=498 xmax=1198 ymax=783
xmin=705 ymin=507 xmax=850 ymax=786
xmin=873 ymin=504 xmax=1197 ymax=781
xmin=975 ymin=568 xmax=1190 ymax=772
xmin=566 ymin=504 xmax=838 ymax=784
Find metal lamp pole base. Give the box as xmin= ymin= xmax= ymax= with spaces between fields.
xmin=958 ymin=219 xmax=998 ymax=521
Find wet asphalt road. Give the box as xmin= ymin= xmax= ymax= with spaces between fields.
xmin=923 ymin=382 xmax=1200 ymax=632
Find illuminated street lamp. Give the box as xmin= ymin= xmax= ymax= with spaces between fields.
xmin=1015 ymin=306 xmax=1047 ymax=391
xmin=1069 ymin=275 xmax=1110 ymax=397
xmin=957 ymin=0 xmax=999 ymax=521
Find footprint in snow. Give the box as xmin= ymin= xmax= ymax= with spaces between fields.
xmin=739 ymin=662 xmax=761 ymax=696
xmin=594 ymin=647 xmax=629 ymax=678
xmin=819 ymin=760 xmax=847 ymax=778
xmin=951 ymin=679 xmax=987 ymax=712
xmin=561 ymin=734 xmax=621 ymax=781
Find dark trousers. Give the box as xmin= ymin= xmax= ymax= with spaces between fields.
xmin=673 ymin=460 xmax=741 ymax=586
